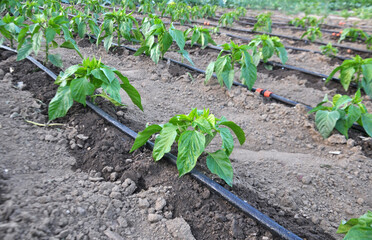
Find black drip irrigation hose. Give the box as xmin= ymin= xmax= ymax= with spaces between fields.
xmin=0 ymin=44 xmax=302 ymax=240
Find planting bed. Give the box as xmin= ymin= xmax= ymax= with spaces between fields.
xmin=1 ymin=5 xmax=372 ymax=240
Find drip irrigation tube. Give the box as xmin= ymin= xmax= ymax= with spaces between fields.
xmin=0 ymin=44 xmax=303 ymax=240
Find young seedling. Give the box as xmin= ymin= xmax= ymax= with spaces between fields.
xmin=337 ymin=210 xmax=372 ymax=239
xmin=97 ymin=9 xmax=142 ymax=51
xmin=253 ymin=12 xmax=272 ymax=33
xmin=49 ymin=57 xmax=143 ymax=121
xmin=130 ymin=108 xmax=246 ymax=186
xmin=134 ymin=16 xmax=193 ymax=65
xmin=301 ymin=27 xmax=322 ymax=42
xmin=326 ymin=55 xmax=372 ymax=98
xmin=219 ymin=8 xmax=246 ymax=28
xmin=338 ymin=28 xmax=368 ymax=43
xmin=248 ymin=34 xmax=288 ymax=65
xmin=309 ymin=90 xmax=372 ymax=138
xmin=17 ymin=10 xmax=82 ymax=67
xmin=0 ymin=13 xmax=24 ymax=48
xmin=69 ymin=12 xmax=100 ymax=40
xmin=289 ymin=16 xmax=324 ymax=28
xmin=320 ymin=42 xmax=338 ymax=57
xmin=184 ymin=26 xmax=217 ymax=49
xmin=205 ymin=41 xmax=257 ymax=90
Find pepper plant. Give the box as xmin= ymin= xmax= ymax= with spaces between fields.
xmin=97 ymin=9 xmax=142 ymax=51
xmin=309 ymin=90 xmax=372 ymax=138
xmin=253 ymin=12 xmax=272 ymax=33
xmin=301 ymin=27 xmax=322 ymax=42
xmin=17 ymin=11 xmax=82 ymax=67
xmin=70 ymin=12 xmax=100 ymax=39
xmin=248 ymin=34 xmax=288 ymax=66
xmin=326 ymin=55 xmax=372 ymax=98
xmin=337 ymin=210 xmax=372 ymax=239
xmin=134 ymin=16 xmax=193 ymax=65
xmin=320 ymin=42 xmax=338 ymax=58
xmin=130 ymin=108 xmax=246 ymax=186
xmin=184 ymin=26 xmax=217 ymax=49
xmin=288 ymin=16 xmax=324 ymax=28
xmin=338 ymin=28 xmax=368 ymax=43
xmin=205 ymin=41 xmax=257 ymax=90
xmin=0 ymin=13 xmax=24 ymax=49
xmin=49 ymin=57 xmax=143 ymax=121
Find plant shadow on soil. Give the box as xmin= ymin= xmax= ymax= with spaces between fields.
xmin=0 ymin=48 xmax=345 ymax=240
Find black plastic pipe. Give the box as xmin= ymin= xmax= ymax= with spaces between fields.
xmin=0 ymin=44 xmax=303 ymax=240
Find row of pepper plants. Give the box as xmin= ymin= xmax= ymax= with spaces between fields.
xmin=0 ymin=0 xmax=247 ymax=188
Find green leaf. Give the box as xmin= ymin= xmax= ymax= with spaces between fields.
xmin=223 ymin=69 xmax=235 ymax=90
xmin=361 ymin=113 xmax=372 ymax=137
xmin=153 ymin=123 xmax=178 ymax=161
xmin=219 ymin=127 xmax=234 ymax=156
xmin=45 ymin=27 xmax=56 ymax=44
xmin=114 ymin=70 xmax=143 ymax=111
xmin=178 ymin=49 xmax=194 ymax=66
xmin=60 ymin=40 xmax=83 ymax=59
xmin=55 ymin=65 xmax=80 ymax=86
xmin=240 ymin=62 xmax=257 ymax=90
xmin=334 ymin=95 xmax=352 ymax=109
xmin=191 ymin=30 xmax=200 ymax=46
xmin=362 ymin=64 xmax=372 ymax=82
xmin=177 ymin=130 xmax=205 ymax=177
xmin=32 ymin=31 xmax=42 ymax=56
xmin=340 ymin=67 xmax=356 ymax=91
xmin=48 ymin=86 xmax=73 ymax=121
xmin=91 ymin=69 xmax=109 ymax=84
xmin=130 ymin=124 xmax=162 ymax=152
xmin=205 ymin=61 xmax=215 ymax=84
xmin=150 ymin=44 xmax=161 ymax=64
xmin=343 ymin=226 xmax=372 ymax=240
xmin=315 ymin=110 xmax=340 ymax=138
xmin=218 ymin=120 xmax=246 ymax=145
xmin=161 ymin=31 xmax=173 ymax=54
xmin=101 ymin=67 xmax=116 ymax=83
xmin=78 ymin=21 xmax=86 ymax=38
xmin=193 ymin=117 xmax=212 ymax=135
xmin=48 ymin=54 xmax=63 ymax=68
xmin=169 ymin=24 xmax=185 ymax=50
xmin=16 ymin=41 xmax=33 ymax=61
xmin=104 ymin=35 xmax=113 ymax=51
xmin=276 ymin=46 xmax=288 ymax=65
xmin=102 ymin=78 xmax=122 ymax=104
xmin=70 ymin=76 xmax=95 ymax=105
xmin=206 ymin=150 xmax=233 ymax=186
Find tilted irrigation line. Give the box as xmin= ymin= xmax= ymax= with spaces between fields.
xmin=0 ymin=44 xmax=302 ymax=240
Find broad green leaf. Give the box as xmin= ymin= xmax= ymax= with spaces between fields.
xmin=343 ymin=226 xmax=372 ymax=240
xmin=153 ymin=123 xmax=178 ymax=161
xmin=32 ymin=31 xmax=43 ymax=56
xmin=276 ymin=46 xmax=288 ymax=65
xmin=219 ymin=127 xmax=234 ymax=156
xmin=169 ymin=25 xmax=185 ymax=50
xmin=223 ymin=69 xmax=235 ymax=90
xmin=240 ymin=62 xmax=257 ymax=90
xmin=48 ymin=86 xmax=73 ymax=121
xmin=130 ymin=124 xmax=162 ymax=152
xmin=134 ymin=46 xmax=148 ymax=56
xmin=16 ymin=41 xmax=33 ymax=61
xmin=177 ymin=130 xmax=205 ymax=177
xmin=101 ymin=67 xmax=115 ymax=83
xmin=361 ymin=113 xmax=372 ymax=137
xmin=114 ymin=70 xmax=143 ymax=111
xmin=362 ymin=77 xmax=372 ymax=99
xmin=206 ymin=150 xmax=233 ymax=186
xmin=362 ymin=64 xmax=372 ymax=82
xmin=104 ymin=35 xmax=113 ymax=51
xmin=193 ymin=117 xmax=212 ymax=135
xmin=326 ymin=66 xmax=342 ymax=84
xmin=78 ymin=21 xmax=86 ymax=38
xmin=60 ymin=40 xmax=83 ymax=59
xmin=48 ymin=54 xmax=63 ymax=68
xmin=55 ymin=65 xmax=80 ymax=86
xmin=315 ymin=110 xmax=340 ymax=138
xmin=218 ymin=120 xmax=246 ymax=145
xmin=150 ymin=44 xmax=161 ymax=64
xmin=262 ymin=44 xmax=273 ymax=62
xmin=178 ymin=49 xmax=194 ymax=66
xmin=45 ymin=27 xmax=56 ymax=44
xmin=91 ymin=69 xmax=109 ymax=84
xmin=161 ymin=31 xmax=173 ymax=54
xmin=334 ymin=95 xmax=352 ymax=109
xmin=205 ymin=61 xmax=215 ymax=84
xmin=70 ymin=76 xmax=95 ymax=105
xmin=191 ymin=30 xmax=200 ymax=46
xmin=340 ymin=67 xmax=356 ymax=91
xmin=102 ymin=78 xmax=122 ymax=104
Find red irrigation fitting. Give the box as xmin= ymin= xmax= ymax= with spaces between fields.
xmin=264 ymin=91 xmax=272 ymax=98
xmin=256 ymin=88 xmax=264 ymax=94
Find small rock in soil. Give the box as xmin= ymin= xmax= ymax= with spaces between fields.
xmin=148 ymin=213 xmax=163 ymax=223
xmin=165 ymin=217 xmax=195 ymax=240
